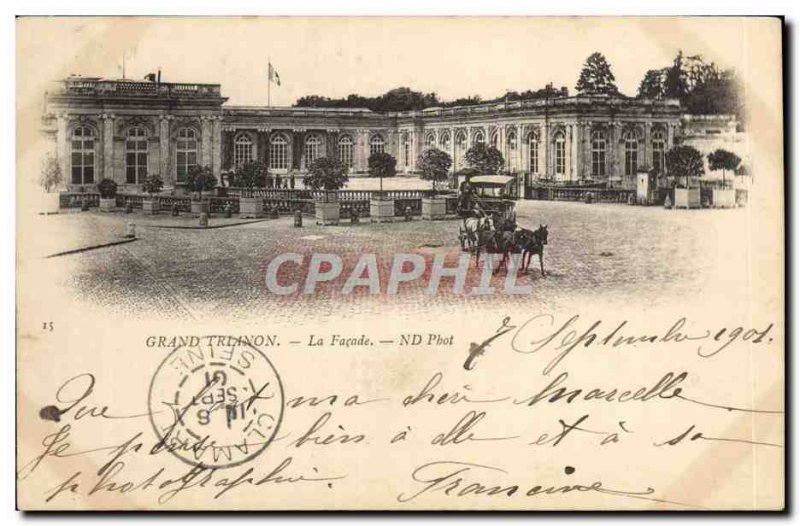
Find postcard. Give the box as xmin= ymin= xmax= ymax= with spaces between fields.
xmin=16 ymin=16 xmax=784 ymax=510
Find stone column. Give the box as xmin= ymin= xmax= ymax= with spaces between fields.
xmin=159 ymin=116 xmax=171 ymax=185
xmin=201 ymin=116 xmax=212 ymax=168
xmin=56 ymin=113 xmax=69 ymax=185
xmin=211 ymin=116 xmax=222 ymax=179
xmin=516 ymin=124 xmax=524 ymax=174
xmin=543 ymin=121 xmax=550 ymax=178
xmin=609 ymin=122 xmax=620 ymax=180
xmin=570 ymin=123 xmax=579 ymax=182
xmin=102 ymin=113 xmax=115 ymax=183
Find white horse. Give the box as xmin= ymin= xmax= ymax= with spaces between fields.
xmin=460 ymin=214 xmax=494 ymax=252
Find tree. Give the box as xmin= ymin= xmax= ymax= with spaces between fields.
xmin=235 ymin=161 xmax=269 ymax=196
xmin=39 ymin=154 xmax=63 ymax=193
xmin=464 ymin=143 xmax=504 ymax=174
xmin=185 ymin=165 xmax=217 ymax=200
xmin=575 ymin=52 xmax=619 ymax=96
xmin=367 ymin=152 xmax=397 ymax=196
xmin=637 ymin=68 xmax=669 ymax=99
xmin=305 ymin=157 xmax=349 ymax=191
xmin=707 ymin=149 xmax=741 ymax=186
xmin=418 ymin=148 xmax=452 ymax=193
xmin=666 ymin=145 xmax=705 ymax=188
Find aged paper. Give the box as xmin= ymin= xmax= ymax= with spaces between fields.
xmin=16 ymin=16 xmax=784 ymax=510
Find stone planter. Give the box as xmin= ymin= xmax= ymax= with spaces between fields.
xmin=99 ymin=197 xmax=116 ymax=212
xmin=143 ymin=198 xmax=160 ymax=215
xmin=191 ymin=200 xmax=208 ymax=215
xmin=673 ymin=188 xmax=701 ymax=209
xmin=239 ymin=196 xmax=264 ymax=219
xmin=41 ymin=192 xmax=60 ymax=214
xmin=370 ymin=198 xmax=395 ymax=223
xmin=315 ymin=201 xmax=340 ymax=226
xmin=421 ymin=196 xmax=447 ymax=220
xmin=712 ymin=188 xmax=736 ymax=208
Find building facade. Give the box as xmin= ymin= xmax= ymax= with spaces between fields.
xmin=42 ymin=76 xmax=687 ymax=192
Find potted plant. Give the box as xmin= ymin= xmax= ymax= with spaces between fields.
xmin=235 ymin=161 xmax=268 ymax=218
xmin=305 ymin=157 xmax=348 ymax=225
xmin=707 ymin=149 xmax=740 ymax=208
xmin=367 ymin=152 xmax=397 ymax=222
xmin=418 ymin=148 xmax=452 ymax=220
xmin=141 ymin=174 xmax=164 ymax=214
xmin=185 ymin=165 xmax=217 ymax=215
xmin=666 ymin=145 xmax=703 ymax=209
xmin=97 ymin=178 xmax=118 ymax=212
xmin=39 ymin=154 xmax=63 ymax=214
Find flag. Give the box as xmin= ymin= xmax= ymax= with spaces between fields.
xmin=268 ymin=63 xmax=281 ymax=86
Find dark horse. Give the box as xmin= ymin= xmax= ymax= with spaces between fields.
xmin=515 ymin=224 xmax=549 ymax=276
xmin=474 ymin=213 xmax=518 ymax=274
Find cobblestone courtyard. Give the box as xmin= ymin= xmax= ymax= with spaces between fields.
xmin=35 ymin=201 xmax=751 ymax=322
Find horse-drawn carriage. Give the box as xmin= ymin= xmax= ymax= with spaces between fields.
xmin=456 ymin=174 xmax=549 ymax=276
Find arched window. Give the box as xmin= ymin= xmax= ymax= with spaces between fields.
xmin=401 ymin=133 xmax=411 ymax=168
xmin=623 ymin=130 xmax=638 ymax=176
xmin=473 ymin=130 xmax=485 ymax=146
xmin=338 ymin=135 xmax=354 ymax=168
xmin=125 ymin=127 xmax=148 ymax=184
xmin=507 ymin=130 xmax=517 ymax=151
xmin=176 ymin=128 xmax=198 ymax=182
xmin=591 ymin=130 xmax=606 ymax=178
xmin=554 ymin=131 xmax=566 ymax=176
xmin=70 ymin=126 xmax=95 ymax=185
xmin=439 ymin=131 xmax=451 ymax=151
xmin=425 ymin=132 xmax=436 ymax=150
xmin=652 ymin=129 xmax=666 ymax=174
xmin=529 ymin=132 xmax=539 ymax=174
xmin=270 ymin=133 xmax=289 ymax=170
xmin=369 ymin=134 xmax=385 ymax=156
xmin=305 ymin=134 xmax=322 ymax=166
xmin=490 ymin=130 xmax=499 ymax=149
xmin=456 ymin=130 xmax=468 ymax=151
xmin=233 ymin=133 xmax=254 ymax=168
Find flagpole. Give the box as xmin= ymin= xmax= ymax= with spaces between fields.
xmin=268 ymin=58 xmax=271 ymax=107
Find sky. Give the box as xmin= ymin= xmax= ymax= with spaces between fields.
xmin=17 ymin=17 xmax=759 ymax=107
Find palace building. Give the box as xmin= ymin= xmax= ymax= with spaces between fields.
xmin=42 ymin=75 xmax=691 ymax=192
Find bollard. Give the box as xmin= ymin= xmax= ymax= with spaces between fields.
xmin=172 ymin=203 xmax=180 ymax=217
xmin=404 ymin=206 xmax=413 ymax=221
xmin=198 ymin=212 xmax=209 ymax=228
xmin=125 ymin=222 xmax=136 ymax=239
xmin=293 ymin=209 xmax=303 ymax=227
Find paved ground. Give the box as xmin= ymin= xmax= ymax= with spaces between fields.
xmin=35 ymin=200 xmax=750 ymax=322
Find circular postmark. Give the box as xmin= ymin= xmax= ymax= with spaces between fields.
xmin=148 ymin=339 xmax=284 ymax=469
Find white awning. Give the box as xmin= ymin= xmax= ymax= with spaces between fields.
xmin=469 ymin=175 xmax=516 ymax=186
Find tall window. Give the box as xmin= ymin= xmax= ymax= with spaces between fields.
xmin=369 ymin=134 xmax=385 ymax=156
xmin=233 ymin=133 xmax=253 ymax=168
xmin=125 ymin=127 xmax=148 ymax=184
xmin=305 ymin=134 xmax=322 ymax=166
xmin=270 ymin=133 xmax=289 ymax=170
xmin=70 ymin=126 xmax=95 ymax=185
xmin=554 ymin=131 xmax=566 ymax=176
xmin=473 ymin=130 xmax=485 ymax=146
xmin=338 ymin=135 xmax=353 ymax=168
xmin=490 ymin=130 xmax=499 ymax=149
xmin=624 ymin=130 xmax=638 ymax=176
xmin=439 ymin=131 xmax=451 ymax=152
xmin=176 ymin=128 xmax=198 ymax=182
xmin=652 ymin=129 xmax=666 ymax=174
xmin=591 ymin=130 xmax=606 ymax=178
xmin=507 ymin=130 xmax=517 ymax=152
xmin=529 ymin=132 xmax=539 ymax=174
xmin=401 ymin=133 xmax=411 ymax=168
xmin=455 ymin=131 xmax=467 ymax=151
xmin=425 ymin=133 xmax=436 ymax=150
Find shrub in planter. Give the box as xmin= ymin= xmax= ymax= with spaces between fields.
xmin=185 ymin=165 xmax=217 ymax=214
xmin=141 ymin=174 xmax=164 ymax=214
xmin=307 ymin=158 xmax=348 ymax=225
xmin=97 ymin=178 xmax=118 ymax=212
xmin=39 ymin=154 xmax=63 ymax=214
xmin=236 ymin=161 xmax=268 ymax=218
xmin=418 ymin=148 xmax=452 ymax=220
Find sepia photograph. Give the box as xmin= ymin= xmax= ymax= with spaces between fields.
xmin=15 ymin=15 xmax=784 ymax=511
